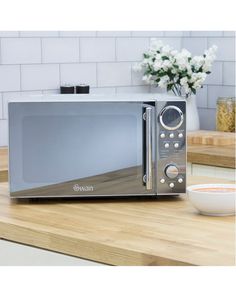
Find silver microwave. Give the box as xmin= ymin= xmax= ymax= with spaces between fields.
xmin=8 ymin=93 xmax=186 ymax=198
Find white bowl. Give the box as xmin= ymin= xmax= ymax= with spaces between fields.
xmin=187 ymin=184 xmax=236 ymax=216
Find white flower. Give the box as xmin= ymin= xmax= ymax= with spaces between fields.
xmin=133 ymin=41 xmax=217 ymax=98
xmin=155 ymin=53 xmax=162 ymax=60
xmin=171 ymin=50 xmax=178 ymax=56
xmin=181 ymin=48 xmax=191 ymax=58
xmin=150 ymin=39 xmax=163 ymax=51
xmin=180 ymin=77 xmax=188 ymax=86
xmin=190 ymin=72 xmax=207 ymax=89
xmin=191 ymin=55 xmax=205 ymax=70
xmin=175 ymin=52 xmax=189 ymax=70
xmin=205 ymin=45 xmax=217 ymax=57
xmin=158 ymin=75 xmax=169 ymax=88
xmin=162 ymin=45 xmax=172 ymax=55
xmin=162 ymin=60 xmax=172 ymax=70
xmin=142 ymin=58 xmax=154 ymax=66
xmin=142 ymin=74 xmax=153 ymax=84
xmin=202 ymin=61 xmax=212 ymax=72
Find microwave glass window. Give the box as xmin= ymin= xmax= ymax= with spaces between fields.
xmin=22 ymin=114 xmax=141 ymax=184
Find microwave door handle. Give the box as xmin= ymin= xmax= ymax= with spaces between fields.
xmin=143 ymin=107 xmax=153 ymax=190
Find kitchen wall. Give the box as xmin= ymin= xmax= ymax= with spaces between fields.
xmin=0 ymin=31 xmax=235 ymax=146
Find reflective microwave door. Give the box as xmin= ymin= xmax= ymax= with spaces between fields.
xmin=9 ymin=102 xmax=156 ymax=197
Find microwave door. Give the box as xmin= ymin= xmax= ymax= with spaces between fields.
xmin=9 ymin=101 xmax=156 ymax=197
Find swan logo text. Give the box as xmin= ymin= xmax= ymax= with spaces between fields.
xmin=73 ymin=184 xmax=94 ymax=192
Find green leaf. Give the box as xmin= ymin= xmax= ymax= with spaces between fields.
xmin=167 ymin=84 xmax=172 ymax=91
xmin=161 ymin=56 xmax=169 ymax=61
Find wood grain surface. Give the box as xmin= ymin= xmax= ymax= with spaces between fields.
xmin=0 ymin=147 xmax=8 ymax=182
xmin=0 ymin=176 xmax=235 ymax=266
xmin=187 ymin=130 xmax=236 ymax=146
xmin=188 ymin=144 xmax=235 ymax=168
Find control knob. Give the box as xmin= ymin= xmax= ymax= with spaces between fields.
xmin=165 ymin=164 xmax=179 ymax=179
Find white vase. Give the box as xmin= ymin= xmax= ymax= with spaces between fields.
xmin=186 ymin=95 xmax=200 ymax=131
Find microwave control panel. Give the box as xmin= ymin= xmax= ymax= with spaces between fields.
xmin=156 ymin=101 xmax=186 ymax=194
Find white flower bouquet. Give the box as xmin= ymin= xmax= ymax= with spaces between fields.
xmin=133 ymin=39 xmax=217 ymax=98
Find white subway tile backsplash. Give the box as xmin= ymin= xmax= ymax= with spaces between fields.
xmin=196 ymin=86 xmax=208 ymax=108
xmin=0 ymin=65 xmax=20 ymax=92
xmin=182 ymin=31 xmax=191 ymax=37
xmin=59 ymin=31 xmax=96 ymax=37
xmin=131 ymin=31 xmax=164 ymax=37
xmin=223 ymin=62 xmax=235 ymax=86
xmin=191 ymin=31 xmax=223 ymax=37
xmin=0 ymin=30 xmax=235 ymax=142
xmin=20 ymin=31 xmax=59 ymax=37
xmin=0 ymin=94 xmax=3 ymax=119
xmin=80 ymin=38 xmax=115 ymax=62
xmin=149 ymin=86 xmax=166 ymax=93
xmin=0 ymin=31 xmax=19 ymax=37
xmin=205 ymin=62 xmax=223 ymax=85
xmin=0 ymin=120 xmax=8 ymax=146
xmin=164 ymin=31 xmax=184 ymax=37
xmin=42 ymin=38 xmax=79 ymax=63
xmin=182 ymin=37 xmax=207 ymax=56
xmin=90 ymin=87 xmax=116 ymax=94
xmin=116 ymin=85 xmax=149 ymax=93
xmin=116 ymin=38 xmax=149 ymax=62
xmin=1 ymin=38 xmax=41 ymax=64
xmin=42 ymin=89 xmax=60 ymax=94
xmin=208 ymin=38 xmax=235 ymax=61
xmin=198 ymin=108 xmax=216 ymax=130
xmin=21 ymin=64 xmax=60 ymax=90
xmin=208 ymin=85 xmax=235 ymax=108
xmin=97 ymin=63 xmax=131 ymax=87
xmin=60 ymin=63 xmax=97 ymax=86
xmin=223 ymin=31 xmax=235 ymax=37
xmin=97 ymin=31 xmax=131 ymax=37
xmin=2 ymin=90 xmax=42 ymax=119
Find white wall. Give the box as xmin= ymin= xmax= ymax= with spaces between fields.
xmin=0 ymin=31 xmax=235 ymax=146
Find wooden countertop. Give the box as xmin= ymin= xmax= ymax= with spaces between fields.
xmin=0 ymin=147 xmax=8 ymax=182
xmin=0 ymin=176 xmax=235 ymax=266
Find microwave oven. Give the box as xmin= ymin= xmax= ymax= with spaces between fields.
xmin=8 ymin=93 xmax=186 ymax=198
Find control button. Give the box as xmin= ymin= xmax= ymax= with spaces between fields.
xmin=169 ymin=133 xmax=174 ymax=138
xmin=178 ymin=178 xmax=183 ymax=183
xmin=164 ymin=143 xmax=170 ymax=149
xmin=174 ymin=143 xmax=179 ymax=149
xmin=169 ymin=183 xmax=175 ymax=188
xmin=160 ymin=133 xmax=165 ymax=139
xmin=165 ymin=164 xmax=179 ymax=179
xmin=160 ymin=178 xmax=165 ymax=184
xmin=178 ymin=133 xmax=183 ymax=138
